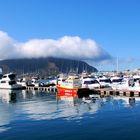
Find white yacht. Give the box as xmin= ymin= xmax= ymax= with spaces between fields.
xmin=81 ymin=77 xmax=100 ymax=89
xmin=110 ymin=77 xmax=140 ymax=92
xmin=0 ymin=73 xmax=24 ymax=90
xmin=110 ymin=76 xmax=123 ymax=90
xmin=98 ymin=76 xmax=111 ymax=88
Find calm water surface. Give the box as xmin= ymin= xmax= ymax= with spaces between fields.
xmin=0 ymin=90 xmax=140 ymax=140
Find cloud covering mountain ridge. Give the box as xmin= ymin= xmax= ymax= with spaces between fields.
xmin=0 ymin=30 xmax=112 ymax=63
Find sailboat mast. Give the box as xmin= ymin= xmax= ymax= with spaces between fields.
xmin=116 ymin=56 xmax=119 ymax=73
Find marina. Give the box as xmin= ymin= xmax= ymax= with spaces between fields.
xmin=1 ymin=0 xmax=140 ymax=139
xmin=0 ymin=71 xmax=140 ymax=140
xmin=1 ymin=70 xmax=140 ymax=99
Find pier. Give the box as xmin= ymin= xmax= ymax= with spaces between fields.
xmin=26 ymin=86 xmax=57 ymax=93
xmin=26 ymin=86 xmax=140 ymax=98
xmin=94 ymin=88 xmax=140 ymax=97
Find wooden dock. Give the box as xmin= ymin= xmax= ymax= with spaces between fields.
xmin=94 ymin=88 xmax=140 ymax=97
xmin=25 ymin=86 xmax=140 ymax=98
xmin=26 ymin=86 xmax=57 ymax=92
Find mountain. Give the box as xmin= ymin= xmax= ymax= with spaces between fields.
xmin=0 ymin=57 xmax=98 ymax=76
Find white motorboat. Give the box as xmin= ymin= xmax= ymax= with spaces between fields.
xmin=110 ymin=76 xmax=123 ymax=90
xmin=111 ymin=77 xmax=140 ymax=92
xmin=98 ymin=76 xmax=111 ymax=88
xmin=0 ymin=73 xmax=24 ymax=90
xmin=81 ymin=77 xmax=100 ymax=89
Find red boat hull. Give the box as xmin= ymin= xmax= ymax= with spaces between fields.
xmin=57 ymin=85 xmax=78 ymax=97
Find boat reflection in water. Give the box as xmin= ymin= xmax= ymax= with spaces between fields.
xmin=0 ymin=89 xmax=34 ymax=103
xmin=0 ymin=89 xmax=111 ymax=134
xmin=113 ymin=96 xmax=139 ymax=107
xmin=57 ymin=94 xmax=105 ymax=116
xmin=0 ymin=89 xmax=18 ymax=103
xmin=2 ymin=90 xmax=140 ymax=139
xmin=0 ymin=89 xmax=45 ymax=133
xmin=0 ymin=89 xmax=22 ymax=133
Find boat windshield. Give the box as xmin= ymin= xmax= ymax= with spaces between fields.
xmin=84 ymin=80 xmax=99 ymax=84
xmin=8 ymin=74 xmax=16 ymax=80
xmin=99 ymin=79 xmax=111 ymax=83
xmin=112 ymin=79 xmax=123 ymax=83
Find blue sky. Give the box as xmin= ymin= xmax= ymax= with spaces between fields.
xmin=0 ymin=0 xmax=140 ymax=71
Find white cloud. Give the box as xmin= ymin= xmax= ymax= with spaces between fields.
xmin=0 ymin=31 xmax=17 ymax=59
xmin=0 ymin=30 xmax=112 ymax=62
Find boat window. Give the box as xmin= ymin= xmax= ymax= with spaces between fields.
xmin=1 ymin=81 xmax=6 ymax=83
xmin=0 ymin=74 xmax=2 ymax=79
xmin=84 ymin=80 xmax=99 ymax=84
xmin=88 ymin=76 xmax=95 ymax=79
xmin=3 ymin=76 xmax=7 ymax=78
xmin=99 ymin=79 xmax=111 ymax=83
xmin=74 ymin=77 xmax=79 ymax=79
xmin=83 ymin=77 xmax=89 ymax=79
xmin=8 ymin=74 xmax=16 ymax=80
xmin=9 ymin=81 xmax=16 ymax=85
xmin=112 ymin=79 xmax=123 ymax=83
xmin=65 ymin=81 xmax=72 ymax=84
xmin=74 ymin=81 xmax=80 ymax=84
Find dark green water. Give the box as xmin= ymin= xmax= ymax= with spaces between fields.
xmin=0 ymin=90 xmax=140 ymax=140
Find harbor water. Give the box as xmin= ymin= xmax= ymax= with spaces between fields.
xmin=1 ymin=90 xmax=140 ymax=140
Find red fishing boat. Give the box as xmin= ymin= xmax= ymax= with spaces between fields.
xmin=57 ymin=75 xmax=81 ymax=97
